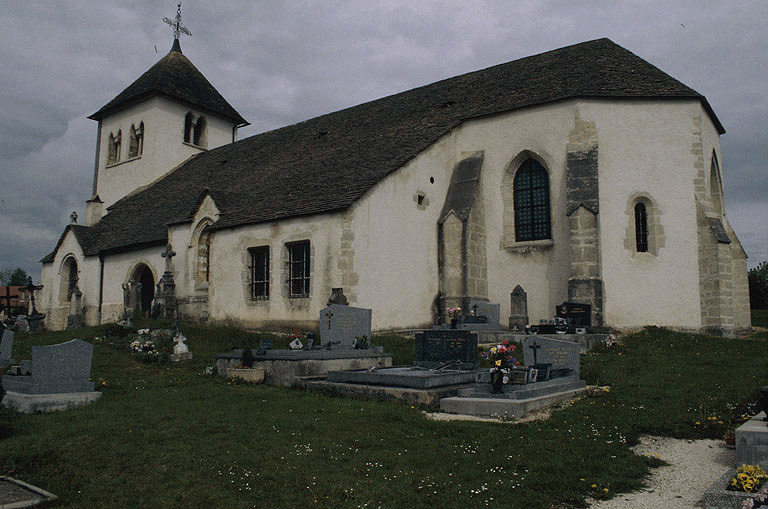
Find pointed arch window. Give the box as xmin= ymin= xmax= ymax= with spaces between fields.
xmin=128 ymin=122 xmax=144 ymax=158
xmin=197 ymin=227 xmax=212 ymax=283
xmin=184 ymin=112 xmax=194 ymax=143
xmin=193 ymin=116 xmax=207 ymax=147
xmin=709 ymin=152 xmax=723 ymax=217
xmin=634 ymin=202 xmax=649 ymax=252
xmin=513 ymin=159 xmax=551 ymax=241
xmin=107 ymin=130 xmax=121 ymax=165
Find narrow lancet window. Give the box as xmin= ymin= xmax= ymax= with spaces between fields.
xmin=635 ymin=202 xmax=649 ymax=252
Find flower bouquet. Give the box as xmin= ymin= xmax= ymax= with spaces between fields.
xmin=446 ymin=306 xmax=461 ymax=328
xmin=483 ymin=340 xmax=519 ymax=393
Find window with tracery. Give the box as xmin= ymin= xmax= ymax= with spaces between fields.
xmin=107 ymin=130 xmax=121 ymax=165
xmin=129 ymin=122 xmax=144 ymax=158
xmin=513 ymin=159 xmax=551 ymax=241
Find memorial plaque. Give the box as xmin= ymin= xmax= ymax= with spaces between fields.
xmin=522 ymin=336 xmax=580 ymax=379
xmin=318 ymin=304 xmax=371 ymax=348
xmin=555 ymin=301 xmax=591 ymax=327
xmin=414 ymin=330 xmax=477 ymax=370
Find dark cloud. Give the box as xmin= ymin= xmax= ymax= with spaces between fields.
xmin=1 ymin=0 xmax=766 ymax=281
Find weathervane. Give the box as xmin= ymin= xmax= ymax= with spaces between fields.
xmin=163 ymin=3 xmax=191 ymax=41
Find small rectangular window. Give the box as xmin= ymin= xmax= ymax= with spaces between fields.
xmin=287 ymin=241 xmax=310 ymax=298
xmin=248 ymin=246 xmax=269 ymax=299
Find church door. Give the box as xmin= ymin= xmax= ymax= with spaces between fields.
xmin=133 ymin=265 xmax=155 ymax=315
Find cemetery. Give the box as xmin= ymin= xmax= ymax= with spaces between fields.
xmin=0 ymin=304 xmax=766 ymax=506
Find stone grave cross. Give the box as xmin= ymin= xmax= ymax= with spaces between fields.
xmin=162 ymin=244 xmax=176 ymax=274
xmin=325 ymin=310 xmax=334 ymax=329
xmin=528 ymin=341 xmax=541 ymax=365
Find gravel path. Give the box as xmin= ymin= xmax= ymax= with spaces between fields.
xmin=588 ymin=435 xmax=735 ymax=508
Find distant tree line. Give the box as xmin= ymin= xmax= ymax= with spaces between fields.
xmin=750 ymin=261 xmax=768 ymax=309
xmin=0 ymin=267 xmax=29 ymax=286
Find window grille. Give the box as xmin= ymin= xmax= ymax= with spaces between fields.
xmin=287 ymin=241 xmax=310 ymax=298
xmin=248 ymin=246 xmax=269 ymax=299
xmin=513 ymin=159 xmax=551 ymax=241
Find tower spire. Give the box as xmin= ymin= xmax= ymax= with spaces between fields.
xmin=163 ymin=2 xmax=191 ymax=51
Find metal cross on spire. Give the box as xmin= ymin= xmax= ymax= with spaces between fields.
xmin=163 ymin=3 xmax=191 ymax=41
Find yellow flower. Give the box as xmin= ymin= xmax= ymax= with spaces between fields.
xmin=495 ymin=360 xmax=502 ymax=367
xmin=591 ymin=484 xmax=597 ymax=488
xmin=603 ymin=488 xmax=609 ymax=493
xmin=579 ymin=478 xmax=585 ymax=482
xmin=490 ymin=347 xmax=497 ymax=354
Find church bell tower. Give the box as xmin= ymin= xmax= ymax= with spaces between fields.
xmin=84 ymin=4 xmax=247 ymax=225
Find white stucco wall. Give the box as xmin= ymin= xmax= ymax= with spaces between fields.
xmin=40 ymin=230 xmax=101 ymax=329
xmin=587 ymin=99 xmax=709 ymax=328
xmin=206 ymin=213 xmax=345 ymax=328
xmin=44 ymin=96 xmax=742 ymax=334
xmin=95 ymin=96 xmax=235 ymax=209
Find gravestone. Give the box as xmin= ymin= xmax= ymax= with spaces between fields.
xmin=0 ymin=328 xmax=13 ymax=366
xmin=318 ymin=304 xmax=371 ymax=348
xmin=509 ymin=286 xmax=529 ymax=331
xmin=414 ymin=330 xmax=478 ymax=370
xmin=456 ymin=301 xmax=500 ymax=331
xmin=555 ymin=301 xmax=591 ymax=328
xmin=2 ymin=339 xmax=96 ymax=394
xmin=522 ymin=336 xmax=581 ymax=379
xmin=170 ymin=330 xmax=193 ymax=362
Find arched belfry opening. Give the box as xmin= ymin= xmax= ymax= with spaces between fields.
xmin=131 ymin=264 xmax=155 ymax=316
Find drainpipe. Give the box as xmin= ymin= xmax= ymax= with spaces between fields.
xmin=97 ymin=255 xmax=104 ymax=325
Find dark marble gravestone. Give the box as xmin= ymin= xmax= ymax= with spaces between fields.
xmin=556 ymin=301 xmax=591 ymax=328
xmin=318 ymin=304 xmax=371 ymax=348
xmin=414 ymin=330 xmax=477 ymax=370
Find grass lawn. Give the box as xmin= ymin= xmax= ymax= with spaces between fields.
xmin=1 ymin=321 xmax=766 ymax=508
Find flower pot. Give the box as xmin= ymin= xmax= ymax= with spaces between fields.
xmin=228 ymin=367 xmax=265 ymax=384
xmin=724 ymin=435 xmax=735 ymax=449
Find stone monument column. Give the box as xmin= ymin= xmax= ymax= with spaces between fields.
xmin=566 ymin=115 xmax=604 ymax=326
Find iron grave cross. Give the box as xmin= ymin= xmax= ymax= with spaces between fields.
xmin=326 ymin=310 xmax=334 ymax=329
xmin=163 ymin=3 xmax=192 ymax=41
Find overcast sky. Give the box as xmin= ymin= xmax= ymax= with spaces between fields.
xmin=0 ymin=1 xmax=765 ymax=282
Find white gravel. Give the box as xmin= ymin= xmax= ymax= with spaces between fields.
xmin=588 ymin=435 xmax=735 ymax=508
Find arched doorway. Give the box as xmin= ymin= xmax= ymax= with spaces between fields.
xmin=131 ymin=264 xmax=155 ymax=316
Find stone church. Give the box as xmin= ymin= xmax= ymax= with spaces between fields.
xmin=39 ymin=36 xmax=751 ymax=335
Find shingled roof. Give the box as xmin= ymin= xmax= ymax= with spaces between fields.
xmin=49 ymin=38 xmax=724 ymax=261
xmin=88 ymin=40 xmax=247 ymax=125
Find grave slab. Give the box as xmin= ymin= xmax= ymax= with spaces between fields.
xmin=736 ymin=411 xmax=768 ymax=470
xmin=318 ymin=304 xmax=372 ymax=347
xmin=414 ymin=330 xmax=477 ymax=370
xmin=328 ymin=366 xmax=476 ymax=389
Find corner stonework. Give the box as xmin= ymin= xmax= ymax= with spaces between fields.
xmin=566 ymin=114 xmax=603 ymax=326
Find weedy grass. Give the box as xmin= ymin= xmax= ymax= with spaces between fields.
xmin=0 ymin=319 xmax=766 ymax=508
